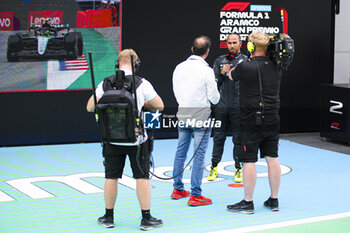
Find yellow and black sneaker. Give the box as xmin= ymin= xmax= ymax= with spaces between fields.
xmin=234 ymin=168 xmax=243 ymax=183
xmin=207 ymin=166 xmax=218 ymax=181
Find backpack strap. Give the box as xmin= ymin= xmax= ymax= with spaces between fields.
xmin=102 ymin=74 xmax=143 ymax=92
xmin=124 ymin=75 xmax=142 ymax=92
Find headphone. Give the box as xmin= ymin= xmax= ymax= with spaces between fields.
xmin=115 ymin=58 xmax=141 ymax=72
xmin=247 ymin=41 xmax=255 ymax=53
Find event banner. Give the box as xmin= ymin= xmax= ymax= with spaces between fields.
xmin=28 ymin=10 xmax=64 ymax=26
xmin=0 ymin=12 xmax=14 ymax=31
xmin=219 ymin=2 xmax=288 ymax=48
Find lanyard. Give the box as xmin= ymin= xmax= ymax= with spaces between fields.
xmin=254 ymin=61 xmax=264 ymax=112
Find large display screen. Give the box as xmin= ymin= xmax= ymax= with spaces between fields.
xmin=0 ymin=0 xmax=121 ymax=92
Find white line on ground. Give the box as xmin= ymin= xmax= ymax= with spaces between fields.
xmin=210 ymin=212 xmax=350 ymax=233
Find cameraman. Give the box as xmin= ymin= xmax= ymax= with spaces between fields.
xmin=226 ymin=31 xmax=281 ymax=214
xmin=86 ymin=49 xmax=164 ymax=230
xmin=207 ymin=34 xmax=247 ymax=182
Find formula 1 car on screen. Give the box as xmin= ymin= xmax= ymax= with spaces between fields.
xmin=7 ymin=22 xmax=83 ymax=62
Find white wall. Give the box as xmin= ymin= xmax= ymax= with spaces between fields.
xmin=334 ymin=0 xmax=350 ymax=84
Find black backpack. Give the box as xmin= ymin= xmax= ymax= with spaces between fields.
xmin=96 ymin=70 xmax=143 ymax=143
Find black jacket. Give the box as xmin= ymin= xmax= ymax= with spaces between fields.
xmin=213 ymin=53 xmax=248 ymax=108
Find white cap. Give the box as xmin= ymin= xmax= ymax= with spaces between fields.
xmin=102 ymin=0 xmax=108 ymax=4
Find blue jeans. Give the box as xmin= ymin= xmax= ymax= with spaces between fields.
xmin=173 ymin=126 xmax=211 ymax=197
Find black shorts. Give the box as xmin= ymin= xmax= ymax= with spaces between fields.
xmin=235 ymin=123 xmax=279 ymax=163
xmin=102 ymin=141 xmax=151 ymax=179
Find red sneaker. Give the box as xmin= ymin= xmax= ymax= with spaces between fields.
xmin=187 ymin=195 xmax=212 ymax=206
xmin=170 ymin=189 xmax=190 ymax=200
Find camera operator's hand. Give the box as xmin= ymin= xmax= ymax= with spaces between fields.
xmin=220 ymin=64 xmax=232 ymax=76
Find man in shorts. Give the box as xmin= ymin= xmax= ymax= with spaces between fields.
xmin=86 ymin=49 xmax=164 ymax=230
xmin=226 ymin=31 xmax=282 ymax=214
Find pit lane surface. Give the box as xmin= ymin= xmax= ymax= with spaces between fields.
xmin=0 ymin=138 xmax=350 ymax=232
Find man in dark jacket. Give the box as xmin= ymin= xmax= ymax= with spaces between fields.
xmin=207 ymin=34 xmax=247 ymax=183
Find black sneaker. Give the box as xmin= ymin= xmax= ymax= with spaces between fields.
xmin=227 ymin=200 xmax=254 ymax=214
xmin=140 ymin=216 xmax=163 ymax=231
xmin=97 ymin=215 xmax=114 ymax=228
xmin=264 ymin=197 xmax=279 ymax=211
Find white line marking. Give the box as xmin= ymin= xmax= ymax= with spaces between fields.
xmin=0 ymin=190 xmax=15 ymax=202
xmin=210 ymin=212 xmax=350 ymax=233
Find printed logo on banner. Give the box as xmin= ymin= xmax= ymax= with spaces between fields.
xmin=219 ymin=2 xmax=288 ymax=48
xmin=28 ymin=10 xmax=63 ymax=26
xmin=221 ymin=2 xmax=250 ymax=11
xmin=328 ymin=100 xmax=346 ymax=131
xmin=0 ymin=12 xmax=14 ymax=31
xmin=250 ymin=5 xmax=272 ymax=12
xmin=329 ymin=100 xmax=343 ymax=115
xmin=331 ymin=122 xmax=340 ymax=130
xmin=143 ymin=110 xmax=162 ymax=129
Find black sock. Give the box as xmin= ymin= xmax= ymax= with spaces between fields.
xmin=243 ymin=199 xmax=253 ymax=204
xmin=105 ymin=208 xmax=114 ymax=217
xmin=269 ymin=197 xmax=278 ymax=201
xmin=141 ymin=209 xmax=151 ymax=220
xmin=212 ymin=162 xmax=218 ymax=168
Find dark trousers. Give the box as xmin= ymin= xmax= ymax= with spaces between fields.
xmin=212 ymin=106 xmax=241 ymax=169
